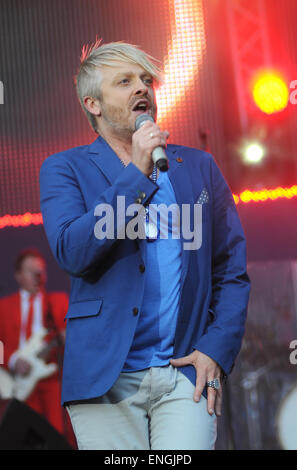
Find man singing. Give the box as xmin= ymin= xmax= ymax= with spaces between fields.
xmin=39 ymin=40 xmax=250 ymax=450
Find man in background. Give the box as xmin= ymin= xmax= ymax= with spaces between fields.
xmin=0 ymin=248 xmax=69 ymax=436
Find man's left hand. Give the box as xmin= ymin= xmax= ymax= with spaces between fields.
xmin=170 ymin=350 xmax=222 ymax=417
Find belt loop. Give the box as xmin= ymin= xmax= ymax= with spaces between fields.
xmin=170 ymin=363 xmax=178 ymax=390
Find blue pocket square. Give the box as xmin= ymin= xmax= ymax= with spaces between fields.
xmin=197 ymin=188 xmax=209 ymax=204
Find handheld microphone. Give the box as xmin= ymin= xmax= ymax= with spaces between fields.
xmin=135 ymin=114 xmax=169 ymax=172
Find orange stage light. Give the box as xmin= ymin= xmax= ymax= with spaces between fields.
xmin=0 ymin=212 xmax=43 ymax=230
xmin=251 ymin=70 xmax=289 ymax=115
xmin=233 ymin=185 xmax=297 ymax=205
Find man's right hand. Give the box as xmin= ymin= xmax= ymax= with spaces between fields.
xmin=14 ymin=358 xmax=31 ymax=376
xmin=131 ymin=120 xmax=169 ymax=176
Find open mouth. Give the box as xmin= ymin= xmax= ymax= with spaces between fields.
xmin=132 ymin=100 xmax=150 ymax=113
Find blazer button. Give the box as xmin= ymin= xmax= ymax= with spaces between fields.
xmin=132 ymin=307 xmax=139 ymax=316
xmin=135 ymin=197 xmax=142 ymax=204
xmin=139 ymin=264 xmax=145 ymax=273
xmin=139 ymin=192 xmax=146 ymax=199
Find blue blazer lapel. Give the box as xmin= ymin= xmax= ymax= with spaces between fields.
xmin=166 ymin=147 xmax=195 ymax=207
xmin=88 ymin=136 xmax=124 ymax=185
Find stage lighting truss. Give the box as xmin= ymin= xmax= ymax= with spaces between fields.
xmin=225 ymin=0 xmax=273 ymax=131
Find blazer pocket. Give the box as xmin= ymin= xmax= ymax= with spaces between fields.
xmin=65 ymin=299 xmax=103 ymax=320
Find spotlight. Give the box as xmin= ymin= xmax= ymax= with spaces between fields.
xmin=241 ymin=142 xmax=266 ymax=165
xmin=251 ymin=70 xmax=289 ymax=115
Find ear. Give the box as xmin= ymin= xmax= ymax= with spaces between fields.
xmin=83 ymin=96 xmax=101 ymax=116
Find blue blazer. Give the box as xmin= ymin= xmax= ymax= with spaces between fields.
xmin=39 ymin=136 xmax=250 ymax=404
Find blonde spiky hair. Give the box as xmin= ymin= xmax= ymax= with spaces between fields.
xmin=80 ymin=36 xmax=103 ymax=64
xmin=74 ymin=38 xmax=162 ymax=133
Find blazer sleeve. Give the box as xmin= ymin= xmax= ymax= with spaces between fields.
xmin=39 ymin=154 xmax=157 ymax=277
xmin=193 ymin=156 xmax=251 ymax=375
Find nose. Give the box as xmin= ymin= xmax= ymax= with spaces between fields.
xmin=134 ymin=77 xmax=149 ymax=96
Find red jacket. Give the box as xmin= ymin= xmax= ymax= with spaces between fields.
xmin=0 ymin=290 xmax=68 ymax=370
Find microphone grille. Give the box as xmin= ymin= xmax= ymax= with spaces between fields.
xmin=135 ymin=113 xmax=154 ymax=130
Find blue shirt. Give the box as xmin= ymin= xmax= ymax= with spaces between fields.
xmin=122 ymin=171 xmax=182 ymax=371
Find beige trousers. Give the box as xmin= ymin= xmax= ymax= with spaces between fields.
xmin=67 ymin=364 xmax=217 ymax=450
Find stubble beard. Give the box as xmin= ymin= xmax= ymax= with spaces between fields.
xmin=99 ymin=100 xmax=157 ymax=141
xmin=100 ymin=101 xmax=135 ymax=140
